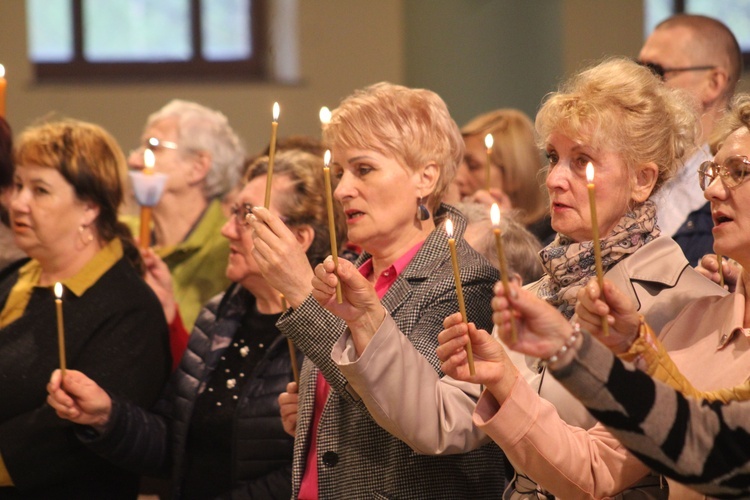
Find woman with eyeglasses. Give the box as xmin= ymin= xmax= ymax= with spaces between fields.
xmin=432 ymin=57 xmax=731 ymax=499
xmin=480 ymin=93 xmax=750 ymax=494
xmin=126 ymin=100 xmax=245 ymax=332
xmin=48 ymin=150 xmax=345 ymax=499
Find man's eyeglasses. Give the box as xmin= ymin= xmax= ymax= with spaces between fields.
xmin=636 ymin=60 xmax=716 ymax=81
xmin=698 ymin=155 xmax=750 ymax=191
xmin=230 ymin=203 xmax=254 ymax=227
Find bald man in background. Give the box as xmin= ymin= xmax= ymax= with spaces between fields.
xmin=639 ymin=14 xmax=742 ymax=266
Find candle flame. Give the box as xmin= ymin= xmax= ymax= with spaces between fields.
xmin=319 ymin=106 xmax=332 ymax=125
xmin=490 ymin=203 xmax=501 ymax=226
xmin=144 ymin=149 xmax=155 ymax=170
xmin=272 ymin=102 xmax=280 ymax=122
xmin=445 ymin=219 xmax=454 ymax=238
xmin=54 ymin=282 xmax=63 ymax=299
xmin=484 ymin=133 xmax=494 ymax=149
xmin=0 ymin=64 xmax=5 ymax=78
xmin=324 ymin=149 xmax=331 ymax=167
xmin=586 ymin=162 xmax=594 ymax=183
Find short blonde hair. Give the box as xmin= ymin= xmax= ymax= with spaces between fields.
xmin=462 ymin=109 xmax=547 ymax=225
xmin=536 ymin=57 xmax=699 ymax=196
xmin=324 ymin=82 xmax=463 ymax=213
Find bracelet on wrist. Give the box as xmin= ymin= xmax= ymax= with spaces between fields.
xmin=540 ymin=323 xmax=581 ymax=368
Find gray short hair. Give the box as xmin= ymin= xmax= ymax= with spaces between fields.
xmin=147 ymin=99 xmax=245 ymax=199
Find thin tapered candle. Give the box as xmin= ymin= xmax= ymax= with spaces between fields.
xmin=323 ymin=150 xmax=343 ymax=303
xmin=446 ymin=219 xmax=476 ymax=375
xmin=717 ymin=254 xmax=725 ymax=288
xmin=54 ymin=282 xmax=67 ymax=378
xmin=264 ymin=102 xmax=280 ymax=209
xmin=586 ymin=162 xmax=609 ymax=336
xmin=139 ymin=149 xmax=155 ymax=249
xmin=0 ymin=64 xmax=6 ymax=119
xmin=484 ymin=133 xmax=494 ymax=192
xmin=281 ymin=295 xmax=300 ymax=384
xmin=490 ymin=204 xmax=518 ymax=344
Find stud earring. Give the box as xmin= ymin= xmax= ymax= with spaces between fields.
xmin=416 ymin=196 xmax=430 ymax=221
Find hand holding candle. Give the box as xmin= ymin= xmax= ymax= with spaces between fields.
xmin=484 ymin=133 xmax=494 ymax=192
xmin=490 ymin=204 xmax=518 ymax=344
xmin=323 ymin=150 xmax=343 ymax=304
xmin=264 ymin=102 xmax=280 ymax=209
xmin=54 ymin=282 xmax=67 ymax=378
xmin=446 ymin=219 xmax=476 ymax=375
xmin=586 ymin=162 xmax=609 ymax=336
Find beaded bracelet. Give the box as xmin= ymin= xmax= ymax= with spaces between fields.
xmin=540 ymin=323 xmax=581 ymax=368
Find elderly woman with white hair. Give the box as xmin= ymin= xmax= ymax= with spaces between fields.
xmin=128 ymin=99 xmax=246 ymax=331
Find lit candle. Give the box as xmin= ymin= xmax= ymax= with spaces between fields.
xmin=264 ymin=102 xmax=280 ymax=209
xmin=586 ymin=162 xmax=609 ymax=336
xmin=54 ymin=282 xmax=67 ymax=378
xmin=139 ymin=149 xmax=156 ymax=249
xmin=0 ymin=64 xmax=6 ymax=119
xmin=484 ymin=133 xmax=494 ymax=191
xmin=323 ymin=150 xmax=343 ymax=304
xmin=491 ymin=204 xmax=518 ymax=344
xmin=281 ymin=295 xmax=300 ymax=384
xmin=446 ymin=219 xmax=476 ymax=375
xmin=319 ymin=106 xmax=332 ymax=127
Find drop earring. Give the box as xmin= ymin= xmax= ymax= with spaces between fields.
xmin=416 ymin=196 xmax=430 ymax=221
xmin=78 ymin=224 xmax=94 ymax=245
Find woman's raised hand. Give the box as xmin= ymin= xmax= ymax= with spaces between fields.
xmin=249 ymin=206 xmax=315 ymax=308
xmin=311 ymin=256 xmax=385 ymax=355
xmin=492 ymin=282 xmax=574 ymax=360
xmin=436 ymin=312 xmax=518 ymax=400
xmin=141 ymin=248 xmax=177 ymax=323
xmin=46 ymin=370 xmax=113 ymax=433
xmin=573 ymin=279 xmax=640 ymax=354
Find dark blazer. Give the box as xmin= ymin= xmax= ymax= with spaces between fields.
xmin=280 ymin=204 xmax=506 ymax=499
xmin=0 ymin=252 xmax=170 ymax=499
xmin=83 ymin=284 xmax=295 ymax=499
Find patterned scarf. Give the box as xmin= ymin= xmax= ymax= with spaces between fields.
xmin=537 ymin=200 xmax=660 ymax=319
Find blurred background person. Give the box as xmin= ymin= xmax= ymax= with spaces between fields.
xmin=0 ymin=119 xmax=170 ymax=497
xmin=639 ymin=14 xmax=741 ymax=266
xmin=455 ymin=109 xmax=553 ymax=243
xmin=455 ymin=201 xmax=543 ymax=284
xmin=128 ymin=99 xmax=245 ymax=330
xmin=48 ymin=149 xmax=344 ymax=499
xmin=0 ymin=117 xmax=24 ymax=270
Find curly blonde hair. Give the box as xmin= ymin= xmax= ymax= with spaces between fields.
xmin=536 ymin=57 xmax=700 ymax=196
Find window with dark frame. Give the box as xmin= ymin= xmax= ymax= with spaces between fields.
xmin=27 ymin=0 xmax=268 ymax=82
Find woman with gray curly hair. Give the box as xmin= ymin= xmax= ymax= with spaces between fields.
xmin=128 ymin=99 xmax=246 ymax=330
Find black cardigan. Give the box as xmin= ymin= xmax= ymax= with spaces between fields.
xmin=0 ymin=255 xmax=170 ymax=499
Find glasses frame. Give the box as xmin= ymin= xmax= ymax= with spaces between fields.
xmin=146 ymin=137 xmax=180 ymax=151
xmin=230 ymin=203 xmax=254 ymax=228
xmin=636 ymin=60 xmax=716 ymax=81
xmin=698 ymin=155 xmax=750 ymax=191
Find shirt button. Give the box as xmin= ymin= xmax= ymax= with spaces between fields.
xmin=322 ymin=451 xmax=339 ymax=467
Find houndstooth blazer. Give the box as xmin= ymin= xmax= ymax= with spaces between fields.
xmin=279 ymin=204 xmax=505 ymax=499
